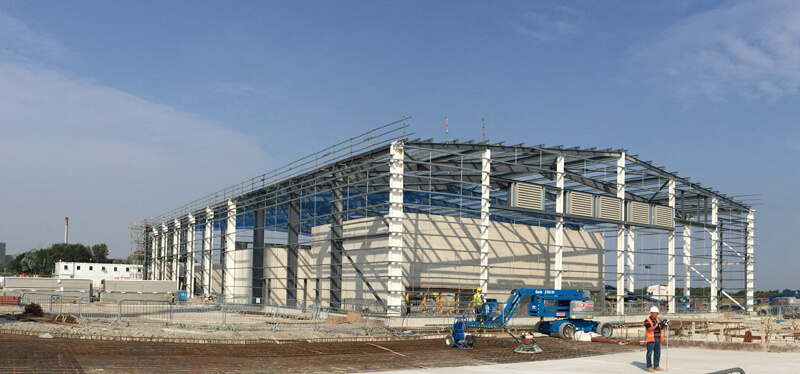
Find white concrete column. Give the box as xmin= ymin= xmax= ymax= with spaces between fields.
xmin=746 ymin=210 xmax=755 ymax=314
xmin=480 ymin=148 xmax=491 ymax=294
xmin=626 ymin=228 xmax=635 ymax=293
xmin=683 ymin=224 xmax=691 ymax=297
xmin=615 ymin=152 xmax=626 ymax=315
xmin=667 ymin=179 xmax=676 ymax=313
xmin=173 ymin=219 xmax=181 ymax=289
xmin=204 ymin=208 xmax=214 ymax=297
xmin=224 ymin=200 xmax=237 ymax=302
xmin=554 ymin=154 xmax=565 ymax=290
xmin=386 ymin=141 xmax=405 ymax=315
xmin=187 ymin=214 xmax=196 ymax=295
xmin=161 ymin=224 xmax=168 ymax=280
xmin=710 ymin=197 xmax=719 ymax=312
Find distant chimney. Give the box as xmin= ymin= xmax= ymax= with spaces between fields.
xmin=65 ymin=217 xmax=69 ymax=244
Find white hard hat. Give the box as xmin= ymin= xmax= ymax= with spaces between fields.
xmin=650 ymin=306 xmax=660 ymax=313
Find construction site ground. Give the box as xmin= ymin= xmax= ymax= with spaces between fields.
xmin=2 ymin=313 xmax=800 ymax=373
xmin=0 ymin=330 xmax=642 ymax=373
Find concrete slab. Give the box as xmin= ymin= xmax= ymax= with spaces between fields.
xmin=383 ymin=348 xmax=800 ymax=374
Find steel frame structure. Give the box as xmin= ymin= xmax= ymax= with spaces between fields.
xmin=142 ymin=119 xmax=755 ymax=315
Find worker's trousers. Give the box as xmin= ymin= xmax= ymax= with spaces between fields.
xmin=646 ymin=340 xmax=661 ymax=369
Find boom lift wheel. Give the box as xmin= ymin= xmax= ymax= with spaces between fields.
xmin=597 ymin=322 xmax=613 ymax=338
xmin=559 ymin=322 xmax=575 ymax=340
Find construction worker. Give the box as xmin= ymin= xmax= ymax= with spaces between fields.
xmin=473 ymin=287 xmax=485 ymax=322
xmin=643 ymin=306 xmax=665 ymax=372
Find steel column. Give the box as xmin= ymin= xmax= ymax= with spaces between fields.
xmin=667 ymin=179 xmax=676 ymax=313
xmin=554 ymin=154 xmax=564 ymax=290
xmin=253 ymin=200 xmax=265 ymax=304
xmin=173 ymin=219 xmax=181 ymax=289
xmin=224 ymin=200 xmax=237 ymax=302
xmin=287 ymin=192 xmax=299 ymax=308
xmin=387 ymin=141 xmax=404 ymax=315
xmin=626 ymin=228 xmax=635 ymax=294
xmin=330 ymin=172 xmax=344 ymax=310
xmin=480 ymin=148 xmax=491 ymax=294
xmin=710 ymin=197 xmax=719 ymax=312
xmin=616 ymin=153 xmax=626 ymax=315
xmin=204 ymin=207 xmax=214 ymax=297
xmin=746 ymin=210 xmax=755 ymax=314
xmin=683 ymin=224 xmax=691 ymax=297
xmin=187 ymin=214 xmax=195 ymax=295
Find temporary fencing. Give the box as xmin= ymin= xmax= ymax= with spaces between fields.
xmin=5 ymin=292 xmax=328 ymax=331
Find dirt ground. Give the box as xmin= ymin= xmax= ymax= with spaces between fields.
xmin=0 ymin=333 xmax=641 ymax=373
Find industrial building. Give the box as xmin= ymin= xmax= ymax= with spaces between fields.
xmin=141 ymin=120 xmax=755 ymax=316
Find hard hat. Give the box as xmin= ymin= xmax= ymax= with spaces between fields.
xmin=650 ymin=306 xmax=660 ymax=313
xmin=477 ymin=287 xmax=482 ymax=291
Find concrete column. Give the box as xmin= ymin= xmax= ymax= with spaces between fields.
xmin=710 ymin=197 xmax=719 ymax=312
xmin=668 ymin=179 xmax=676 ymax=313
xmin=746 ymin=210 xmax=755 ymax=314
xmin=616 ymin=152 xmax=626 ymax=315
xmin=480 ymin=148 xmax=491 ymax=294
xmin=187 ymin=214 xmax=195 ymax=295
xmin=683 ymin=224 xmax=691 ymax=297
xmin=173 ymin=219 xmax=181 ymax=289
xmin=386 ymin=141 xmax=405 ymax=315
xmin=204 ymin=207 xmax=214 ymax=297
xmin=626 ymin=228 xmax=635 ymax=294
xmin=224 ymin=200 xmax=237 ymax=302
xmin=554 ymin=154 xmax=565 ymax=290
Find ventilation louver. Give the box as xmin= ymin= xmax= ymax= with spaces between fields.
xmin=597 ymin=196 xmax=622 ymax=221
xmin=568 ymin=191 xmax=594 ymax=217
xmin=509 ymin=182 xmax=544 ymax=211
xmin=628 ymin=201 xmax=651 ymax=225
xmin=653 ymin=205 xmax=674 ymax=228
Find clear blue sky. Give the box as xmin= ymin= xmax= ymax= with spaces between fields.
xmin=0 ymin=1 xmax=796 ymax=290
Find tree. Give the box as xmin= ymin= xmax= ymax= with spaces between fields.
xmin=90 ymin=244 xmax=109 ymax=263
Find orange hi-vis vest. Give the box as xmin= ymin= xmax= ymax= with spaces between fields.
xmin=643 ymin=316 xmax=664 ymax=343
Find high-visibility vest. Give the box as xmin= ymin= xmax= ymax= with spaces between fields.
xmin=473 ymin=292 xmax=483 ymax=306
xmin=643 ymin=316 xmax=664 ymax=343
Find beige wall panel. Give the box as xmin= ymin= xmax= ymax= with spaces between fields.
xmin=288 ymin=213 xmax=602 ymax=310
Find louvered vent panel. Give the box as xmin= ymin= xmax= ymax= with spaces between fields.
xmin=629 ymin=201 xmax=651 ymax=225
xmin=597 ymin=196 xmax=622 ymax=221
xmin=569 ymin=191 xmax=594 ymax=217
xmin=653 ymin=205 xmax=674 ymax=228
xmin=509 ymin=183 xmax=543 ymax=211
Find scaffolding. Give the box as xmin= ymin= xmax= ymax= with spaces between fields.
xmin=141 ymin=118 xmax=755 ymax=316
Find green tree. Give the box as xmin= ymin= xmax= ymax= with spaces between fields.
xmin=90 ymin=244 xmax=109 ymax=263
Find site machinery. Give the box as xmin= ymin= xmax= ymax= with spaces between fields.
xmin=467 ymin=288 xmax=613 ymax=340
